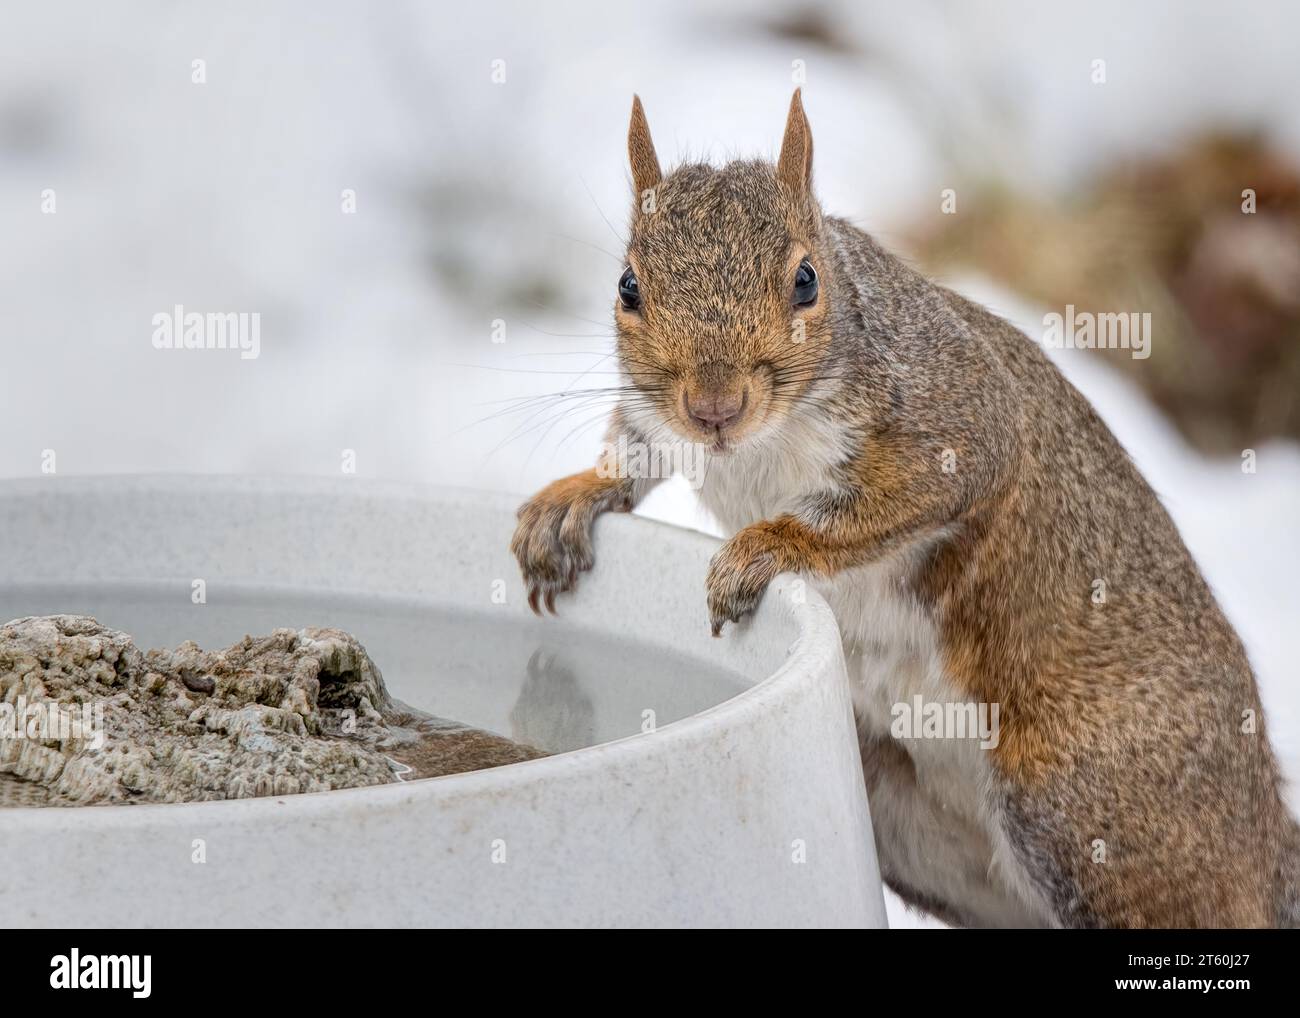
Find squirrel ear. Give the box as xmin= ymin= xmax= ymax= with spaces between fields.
xmin=628 ymin=95 xmax=662 ymax=199
xmin=776 ymin=88 xmax=813 ymax=201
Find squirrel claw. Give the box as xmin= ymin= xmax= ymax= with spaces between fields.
xmin=705 ymin=527 xmax=783 ymax=638
xmin=511 ymin=471 xmax=632 ymax=620
xmin=524 ymin=582 xmax=564 ymax=616
xmin=512 ymin=485 xmax=605 ymax=619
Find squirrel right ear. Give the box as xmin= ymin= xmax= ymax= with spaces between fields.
xmin=777 ymin=88 xmax=814 ymax=202
xmin=628 ymin=95 xmax=662 ymax=199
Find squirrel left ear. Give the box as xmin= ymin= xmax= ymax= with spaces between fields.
xmin=628 ymin=95 xmax=662 ymax=199
xmin=776 ymin=88 xmax=813 ymax=201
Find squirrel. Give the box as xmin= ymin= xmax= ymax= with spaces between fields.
xmin=510 ymin=90 xmax=1300 ymax=928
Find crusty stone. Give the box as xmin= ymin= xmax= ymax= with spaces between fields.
xmin=0 ymin=616 xmax=545 ymax=806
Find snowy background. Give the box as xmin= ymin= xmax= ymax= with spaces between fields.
xmin=2 ymin=1 xmax=1297 ymax=928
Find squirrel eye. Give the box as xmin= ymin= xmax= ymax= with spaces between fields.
xmin=618 ymin=266 xmax=640 ymax=311
xmin=793 ymin=258 xmax=818 ymax=307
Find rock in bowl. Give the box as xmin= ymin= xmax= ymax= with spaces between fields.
xmin=0 ymin=477 xmax=886 ymax=928
xmin=0 ymin=616 xmax=545 ymax=806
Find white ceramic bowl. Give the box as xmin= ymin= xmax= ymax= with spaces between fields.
xmin=0 ymin=476 xmax=885 ymax=928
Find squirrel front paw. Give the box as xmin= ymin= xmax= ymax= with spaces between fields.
xmin=510 ymin=472 xmax=631 ymax=614
xmin=705 ymin=524 xmax=785 ymax=636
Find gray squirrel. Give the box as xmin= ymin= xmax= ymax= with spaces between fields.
xmin=511 ymin=91 xmax=1299 ymax=928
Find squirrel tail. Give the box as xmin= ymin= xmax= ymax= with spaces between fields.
xmin=1277 ymin=818 xmax=1300 ymax=928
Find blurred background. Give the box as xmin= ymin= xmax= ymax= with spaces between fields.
xmin=2 ymin=0 xmax=1297 ymax=927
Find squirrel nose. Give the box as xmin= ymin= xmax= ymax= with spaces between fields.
xmin=686 ymin=390 xmax=747 ymax=430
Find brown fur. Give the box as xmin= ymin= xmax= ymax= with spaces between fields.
xmin=512 ymin=91 xmax=1299 ymax=927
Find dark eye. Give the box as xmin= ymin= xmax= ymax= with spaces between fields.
xmin=793 ymin=258 xmax=818 ymax=307
xmin=618 ymin=266 xmax=640 ymax=311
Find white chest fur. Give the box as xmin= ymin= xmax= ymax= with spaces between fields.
xmin=694 ymin=419 xmax=1052 ymax=927
xmin=696 ymin=417 xmax=982 ymax=779
xmin=819 ymin=553 xmax=991 ymax=829
xmin=695 ymin=412 xmax=850 ymax=532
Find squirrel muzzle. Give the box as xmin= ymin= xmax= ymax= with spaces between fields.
xmin=680 ymin=361 xmax=756 ymax=445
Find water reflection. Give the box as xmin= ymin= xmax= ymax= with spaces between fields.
xmin=509 ymin=649 xmax=596 ymax=753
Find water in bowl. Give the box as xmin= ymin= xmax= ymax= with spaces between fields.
xmin=0 ymin=583 xmax=749 ymax=758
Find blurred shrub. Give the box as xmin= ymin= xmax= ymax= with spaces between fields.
xmin=911 ymin=133 xmax=1300 ymax=454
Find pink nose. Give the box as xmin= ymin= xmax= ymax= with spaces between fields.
xmin=686 ymin=391 xmax=746 ymax=430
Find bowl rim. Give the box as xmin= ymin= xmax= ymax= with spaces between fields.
xmin=0 ymin=474 xmax=847 ymax=824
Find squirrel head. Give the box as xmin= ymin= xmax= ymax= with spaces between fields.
xmin=615 ymin=91 xmax=833 ymax=453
